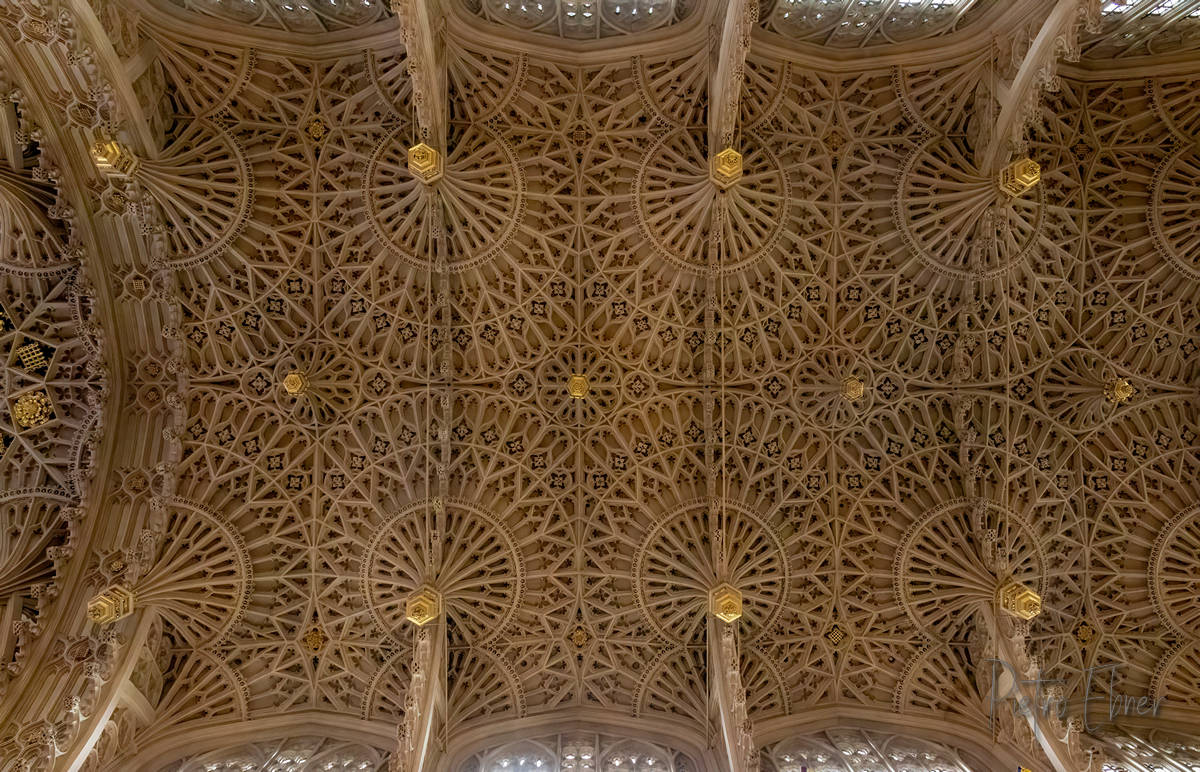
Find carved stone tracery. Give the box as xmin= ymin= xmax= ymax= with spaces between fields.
xmin=3 ymin=1 xmax=1200 ymax=770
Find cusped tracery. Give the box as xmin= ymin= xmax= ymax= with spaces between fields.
xmin=534 ymin=345 xmax=622 ymax=426
xmin=460 ymin=733 xmax=695 ymax=772
xmin=759 ymin=0 xmax=992 ymax=48
xmin=163 ymin=0 xmax=393 ymax=33
xmin=267 ymin=342 xmax=364 ymax=426
xmin=761 ymin=727 xmax=994 ymax=771
xmin=164 ymin=736 xmax=390 ymax=772
xmin=1035 ymin=349 xmax=1147 ymax=431
xmin=789 ymin=347 xmax=878 ymax=428
xmin=2 ymin=271 xmax=104 ymax=493
xmin=1087 ymin=729 xmax=1200 ymax=772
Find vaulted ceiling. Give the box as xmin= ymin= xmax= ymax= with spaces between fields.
xmin=0 ymin=0 xmax=1198 ymax=771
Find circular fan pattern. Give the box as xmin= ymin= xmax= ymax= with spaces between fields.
xmin=635 ymin=128 xmax=789 ymax=275
xmin=1150 ymin=145 xmax=1200 ymax=281
xmin=134 ymin=499 xmax=251 ymax=647
xmin=0 ymin=168 xmax=73 ymax=276
xmin=1150 ymin=505 xmax=1200 ymax=643
xmin=367 ymin=49 xmax=415 ymax=120
xmin=634 ymin=499 xmax=788 ymax=644
xmin=363 ymin=498 xmax=522 ymax=644
xmin=895 ymin=498 xmax=1046 ymax=642
xmin=137 ymin=120 xmax=253 ymax=269
xmin=895 ymin=136 xmax=1045 ymax=281
xmin=365 ymin=124 xmax=526 ymax=272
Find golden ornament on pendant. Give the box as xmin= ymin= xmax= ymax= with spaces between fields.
xmin=301 ymin=625 xmax=328 ymax=653
xmin=407 ymin=143 xmax=444 ymax=184
xmin=567 ymin=373 xmax=589 ymax=400
xmin=822 ymin=129 xmax=847 ymax=154
xmin=87 ymin=585 xmax=135 ymax=624
xmin=998 ymin=157 xmax=1040 ymax=197
xmin=999 ymin=580 xmax=1042 ymax=621
xmin=841 ymin=375 xmax=864 ymax=401
xmin=16 ymin=342 xmax=46 ymax=371
xmin=90 ymin=138 xmax=139 ymax=176
xmin=710 ymin=148 xmax=743 ymax=189
xmin=405 ymin=585 xmax=442 ymax=626
xmin=282 ymin=370 xmax=309 ymax=395
xmin=1104 ymin=377 xmax=1135 ymax=405
xmin=708 ymin=582 xmax=743 ymax=623
xmin=305 ymin=117 xmax=327 ymax=141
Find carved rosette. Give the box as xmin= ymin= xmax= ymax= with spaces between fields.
xmin=266 ymin=343 xmax=364 ymax=426
xmin=533 ymin=346 xmax=621 ymax=426
xmin=790 ymin=348 xmax=878 ymax=428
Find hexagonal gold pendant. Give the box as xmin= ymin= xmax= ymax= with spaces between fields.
xmin=87 ymin=585 xmax=135 ymax=624
xmin=282 ymin=370 xmax=309 ymax=395
xmin=91 ymin=139 xmax=139 ymax=176
xmin=406 ymin=584 xmax=442 ymax=626
xmin=1104 ymin=377 xmax=1135 ymax=405
xmin=999 ymin=580 xmax=1042 ymax=621
xmin=408 ymin=143 xmax=444 ymax=184
xmin=709 ymin=582 xmax=742 ymax=623
xmin=567 ymin=373 xmax=589 ymax=400
xmin=998 ymin=158 xmax=1040 ymax=197
xmin=710 ymin=148 xmax=743 ymax=189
